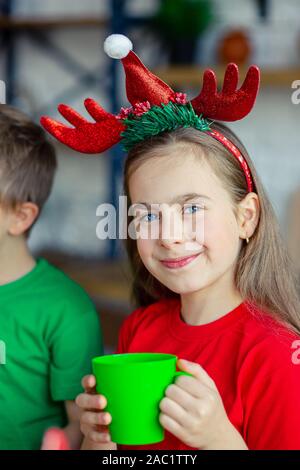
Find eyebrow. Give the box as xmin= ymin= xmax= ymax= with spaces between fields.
xmin=132 ymin=193 xmax=211 ymax=210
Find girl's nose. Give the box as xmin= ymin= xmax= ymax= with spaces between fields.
xmin=159 ymin=237 xmax=184 ymax=249
xmin=159 ymin=209 xmax=185 ymax=248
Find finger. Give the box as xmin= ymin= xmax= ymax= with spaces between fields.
xmin=81 ymin=411 xmax=112 ymax=427
xmin=81 ymin=374 xmax=96 ymax=393
xmin=89 ymin=431 xmax=112 ymax=444
xmin=76 ymin=393 xmax=107 ymax=411
xmin=174 ymin=375 xmax=211 ymax=399
xmin=95 ymin=424 xmax=110 ymax=433
xmin=80 ymin=411 xmax=112 ymax=426
xmin=80 ymin=422 xmax=109 ymax=436
xmin=159 ymin=397 xmax=189 ymax=427
xmin=159 ymin=413 xmax=186 ymax=443
xmin=81 ymin=426 xmax=112 ymax=444
xmin=177 ymin=359 xmax=216 ymax=390
xmin=165 ymin=383 xmax=197 ymax=410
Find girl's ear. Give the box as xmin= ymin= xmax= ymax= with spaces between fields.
xmin=8 ymin=202 xmax=39 ymax=236
xmin=236 ymin=192 xmax=260 ymax=240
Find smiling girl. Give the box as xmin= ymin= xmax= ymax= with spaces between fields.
xmin=42 ymin=35 xmax=300 ymax=450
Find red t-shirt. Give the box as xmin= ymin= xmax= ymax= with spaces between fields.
xmin=115 ymin=298 xmax=300 ymax=450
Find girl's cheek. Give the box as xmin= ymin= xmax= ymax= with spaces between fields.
xmin=137 ymin=238 xmax=154 ymax=261
xmin=203 ymin=212 xmax=236 ymax=251
xmin=212 ymin=216 xmax=240 ymax=258
xmin=184 ymin=212 xmax=205 ymax=245
xmin=199 ymin=216 xmax=215 ymax=245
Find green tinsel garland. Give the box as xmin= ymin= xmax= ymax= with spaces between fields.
xmin=120 ymin=101 xmax=211 ymax=151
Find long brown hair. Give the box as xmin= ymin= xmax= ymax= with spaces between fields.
xmin=123 ymin=124 xmax=300 ymax=334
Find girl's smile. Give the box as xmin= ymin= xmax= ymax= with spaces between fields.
xmin=160 ymin=251 xmax=204 ymax=270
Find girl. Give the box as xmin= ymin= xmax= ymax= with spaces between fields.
xmin=42 ymin=35 xmax=300 ymax=450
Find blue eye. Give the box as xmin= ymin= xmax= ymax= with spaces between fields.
xmin=184 ymin=205 xmax=202 ymax=214
xmin=140 ymin=213 xmax=159 ymax=223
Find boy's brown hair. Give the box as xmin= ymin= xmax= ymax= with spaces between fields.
xmin=0 ymin=105 xmax=57 ymax=221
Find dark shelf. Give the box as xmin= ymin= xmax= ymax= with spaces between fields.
xmin=154 ymin=65 xmax=300 ymax=87
xmin=0 ymin=15 xmax=108 ymax=30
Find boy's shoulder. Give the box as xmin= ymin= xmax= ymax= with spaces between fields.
xmin=32 ymin=258 xmax=95 ymax=312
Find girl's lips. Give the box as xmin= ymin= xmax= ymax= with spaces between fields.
xmin=160 ymin=252 xmax=203 ymax=269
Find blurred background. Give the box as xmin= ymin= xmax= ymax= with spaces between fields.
xmin=1 ymin=0 xmax=300 ymax=352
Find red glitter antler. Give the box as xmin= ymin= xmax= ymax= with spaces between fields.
xmin=41 ymin=98 xmax=125 ymax=154
xmin=191 ymin=63 xmax=260 ymax=121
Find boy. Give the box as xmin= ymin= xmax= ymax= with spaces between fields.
xmin=0 ymin=105 xmax=103 ymax=450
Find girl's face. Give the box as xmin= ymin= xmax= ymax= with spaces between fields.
xmin=129 ymin=148 xmax=244 ymax=295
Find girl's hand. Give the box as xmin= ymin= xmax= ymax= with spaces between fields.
xmin=75 ymin=375 xmax=117 ymax=450
xmin=159 ymin=359 xmax=248 ymax=450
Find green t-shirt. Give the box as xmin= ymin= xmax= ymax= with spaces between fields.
xmin=0 ymin=258 xmax=103 ymax=450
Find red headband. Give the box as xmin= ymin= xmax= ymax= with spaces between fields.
xmin=41 ymin=35 xmax=260 ymax=193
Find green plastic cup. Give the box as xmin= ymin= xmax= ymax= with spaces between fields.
xmin=92 ymin=352 xmax=192 ymax=445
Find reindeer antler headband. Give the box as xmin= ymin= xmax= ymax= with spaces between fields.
xmin=41 ymin=34 xmax=260 ymax=193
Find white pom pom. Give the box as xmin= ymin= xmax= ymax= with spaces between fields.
xmin=104 ymin=34 xmax=133 ymax=59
